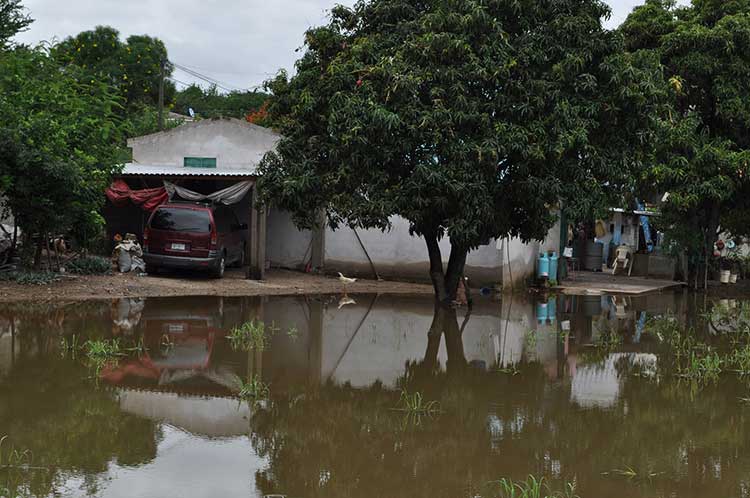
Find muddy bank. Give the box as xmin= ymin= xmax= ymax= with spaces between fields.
xmin=0 ymin=268 xmax=434 ymax=303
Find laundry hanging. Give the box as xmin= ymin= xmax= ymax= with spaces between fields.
xmin=105 ymin=179 xmax=169 ymax=211
xmin=164 ymin=180 xmax=253 ymax=205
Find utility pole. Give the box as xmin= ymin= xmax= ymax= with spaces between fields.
xmin=158 ymin=58 xmax=165 ymax=131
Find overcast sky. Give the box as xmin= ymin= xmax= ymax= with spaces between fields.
xmin=14 ymin=0 xmax=690 ymax=92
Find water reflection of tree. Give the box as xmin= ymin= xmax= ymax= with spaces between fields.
xmin=0 ymin=318 xmax=159 ymax=497
xmin=249 ymin=305 xmax=750 ymax=498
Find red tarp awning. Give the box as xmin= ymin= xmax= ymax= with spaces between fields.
xmin=106 ymin=179 xmax=169 ymax=212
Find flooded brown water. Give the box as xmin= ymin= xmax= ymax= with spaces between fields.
xmin=0 ymin=291 xmax=749 ymax=498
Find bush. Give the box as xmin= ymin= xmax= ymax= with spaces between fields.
xmin=66 ymin=255 xmax=112 ymax=275
xmin=0 ymin=270 xmax=59 ymax=285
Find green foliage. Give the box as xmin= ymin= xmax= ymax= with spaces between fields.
xmin=0 ymin=45 xmax=126 ymax=263
xmin=258 ymin=0 xmax=664 ymax=300
xmin=174 ymin=83 xmax=269 ymax=121
xmin=395 ymin=390 xmax=440 ymax=414
xmin=235 ymin=375 xmax=270 ymax=400
xmin=83 ymin=338 xmax=122 ymax=361
xmin=0 ymin=270 xmax=59 ymax=285
xmin=66 ymin=255 xmax=112 ymax=275
xmin=53 ymin=26 xmax=174 ymax=113
xmin=0 ymin=0 xmax=32 ymax=49
xmin=226 ymin=318 xmax=268 ymax=351
xmin=489 ymin=475 xmax=579 ymax=498
xmin=622 ymin=1 xmax=750 ymax=283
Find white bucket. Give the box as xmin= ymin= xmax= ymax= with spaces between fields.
xmin=730 ymin=274 xmax=738 ymax=284
xmin=720 ymin=270 xmax=731 ymax=284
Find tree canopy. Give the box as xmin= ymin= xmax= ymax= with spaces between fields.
xmin=258 ymin=0 xmax=664 ymax=301
xmin=54 ymin=26 xmax=175 ymax=111
xmin=622 ymin=0 xmax=750 ymax=285
xmin=0 ymin=0 xmax=31 ymax=49
xmin=0 ymin=44 xmax=126 ymax=263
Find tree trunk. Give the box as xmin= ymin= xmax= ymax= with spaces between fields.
xmin=33 ymin=236 xmax=43 ymax=270
xmin=423 ymin=233 xmax=469 ymax=304
xmin=421 ymin=303 xmax=467 ymax=375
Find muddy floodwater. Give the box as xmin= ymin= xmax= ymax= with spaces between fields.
xmin=1 ymin=291 xmax=749 ymax=498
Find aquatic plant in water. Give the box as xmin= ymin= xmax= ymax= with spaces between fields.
xmin=59 ymin=334 xmax=81 ymax=358
xmin=83 ymin=339 xmax=122 ymax=361
xmin=227 ymin=319 xmax=268 ymax=351
xmin=490 ymin=475 xmax=579 ymax=498
xmin=235 ymin=375 xmax=270 ymax=400
xmin=0 ymin=436 xmax=32 ymax=469
xmin=677 ymin=351 xmax=722 ymax=383
xmin=395 ymin=390 xmax=441 ymax=415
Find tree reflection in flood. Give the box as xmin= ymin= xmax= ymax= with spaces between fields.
xmin=0 ymin=292 xmax=749 ymax=498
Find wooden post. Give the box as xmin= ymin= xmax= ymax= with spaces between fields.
xmin=308 ymin=298 xmax=323 ymax=386
xmin=247 ymin=186 xmax=267 ymax=280
xmin=246 ymin=189 xmax=259 ymax=279
xmin=256 ymin=207 xmax=267 ymax=280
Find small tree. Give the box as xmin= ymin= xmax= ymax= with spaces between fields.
xmin=0 ymin=46 xmax=125 ymax=266
xmin=259 ymin=0 xmax=663 ymax=301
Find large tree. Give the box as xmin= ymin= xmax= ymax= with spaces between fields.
xmin=622 ymin=0 xmax=750 ymax=285
xmin=258 ymin=0 xmax=663 ymax=302
xmin=53 ymin=26 xmax=175 ymax=136
xmin=0 ymin=46 xmax=126 ymax=264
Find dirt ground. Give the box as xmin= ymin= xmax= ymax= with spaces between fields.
xmin=0 ymin=268 xmax=434 ymax=303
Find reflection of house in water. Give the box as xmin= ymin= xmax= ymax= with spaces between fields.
xmin=102 ymin=296 xmax=244 ymax=395
xmin=569 ymin=353 xmax=657 ymax=408
xmin=117 ymin=390 xmax=251 ymax=438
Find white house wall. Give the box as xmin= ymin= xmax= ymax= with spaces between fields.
xmin=266 ymin=208 xmax=312 ymax=270
xmin=128 ymin=118 xmax=280 ymax=170
xmin=323 ymin=216 xmax=507 ymax=286
xmin=497 ymin=218 xmax=562 ymax=289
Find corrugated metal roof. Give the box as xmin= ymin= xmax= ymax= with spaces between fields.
xmin=120 ymin=163 xmax=257 ymax=177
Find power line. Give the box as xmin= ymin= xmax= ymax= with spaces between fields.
xmin=172 ymin=62 xmax=241 ymax=93
xmin=171 ymin=61 xmax=266 ymax=93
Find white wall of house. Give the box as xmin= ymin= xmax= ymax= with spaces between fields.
xmin=323 ymin=216 xmax=506 ymax=285
xmin=497 ymin=218 xmax=562 ymax=289
xmin=128 ymin=118 xmax=280 ymax=170
xmin=266 ymin=208 xmax=312 ymax=270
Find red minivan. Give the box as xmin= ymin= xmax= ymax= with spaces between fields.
xmin=143 ymin=202 xmax=248 ymax=278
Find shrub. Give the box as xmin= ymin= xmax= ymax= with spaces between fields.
xmin=66 ymin=255 xmax=112 ymax=275
xmin=0 ymin=270 xmax=59 ymax=285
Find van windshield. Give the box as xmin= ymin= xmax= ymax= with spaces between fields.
xmin=150 ymin=207 xmax=211 ymax=233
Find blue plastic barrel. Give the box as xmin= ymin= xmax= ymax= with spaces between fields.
xmin=548 ymin=252 xmax=559 ymax=282
xmin=547 ymin=296 xmax=557 ymax=323
xmin=536 ymin=301 xmax=548 ymax=324
xmin=537 ymin=253 xmax=550 ymax=279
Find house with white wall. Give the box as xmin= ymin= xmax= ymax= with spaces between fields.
xmin=110 ymin=117 xmax=560 ymax=289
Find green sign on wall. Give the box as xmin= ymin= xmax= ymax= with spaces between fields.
xmin=184 ymin=157 xmax=217 ymax=168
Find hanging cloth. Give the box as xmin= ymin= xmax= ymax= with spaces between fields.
xmin=105 ymin=179 xmax=169 ymax=212
xmin=164 ymin=180 xmax=254 ymax=205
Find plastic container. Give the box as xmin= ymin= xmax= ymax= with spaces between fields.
xmin=536 ymin=301 xmax=548 ymax=324
xmin=546 ymin=296 xmax=557 ymax=323
xmin=537 ymin=253 xmax=550 ymax=279
xmin=730 ymin=273 xmax=738 ymax=284
xmin=548 ymin=252 xmax=559 ymax=282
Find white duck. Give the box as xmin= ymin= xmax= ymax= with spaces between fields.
xmin=338 ymin=272 xmax=357 ymax=284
